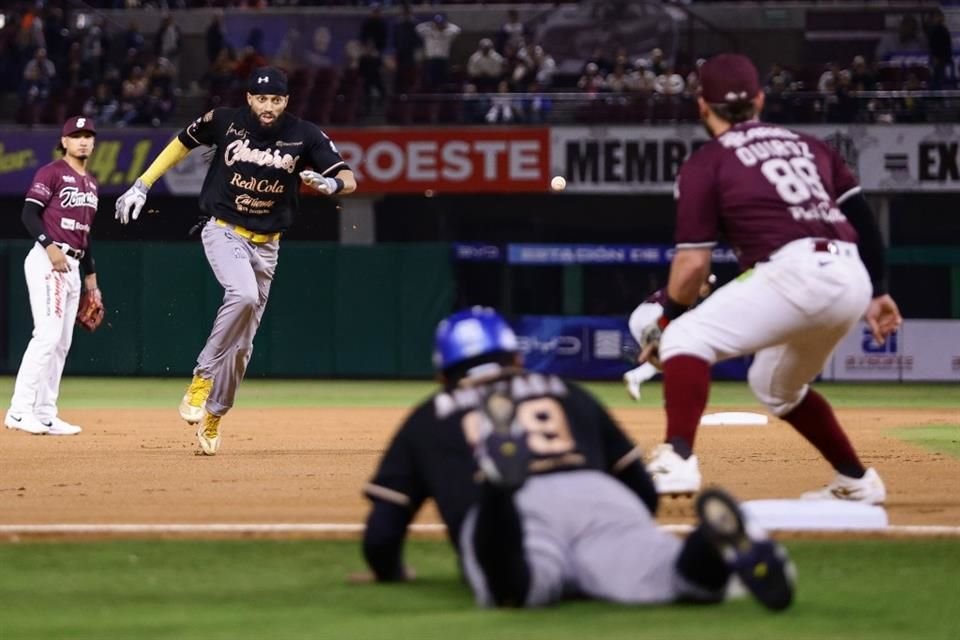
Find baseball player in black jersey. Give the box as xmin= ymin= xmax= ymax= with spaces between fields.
xmin=361 ymin=307 xmax=795 ymax=611
xmin=114 ymin=67 xmax=356 ymax=455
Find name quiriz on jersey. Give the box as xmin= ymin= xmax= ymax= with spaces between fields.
xmin=224 ymin=138 xmax=299 ymax=174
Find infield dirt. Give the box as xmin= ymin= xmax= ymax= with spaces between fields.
xmin=1 ymin=407 xmax=957 ymax=534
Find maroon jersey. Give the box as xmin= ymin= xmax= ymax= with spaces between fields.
xmin=24 ymin=159 xmax=99 ymax=250
xmin=674 ymin=122 xmax=860 ymax=270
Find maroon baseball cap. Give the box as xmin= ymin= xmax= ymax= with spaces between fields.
xmin=62 ymin=115 xmax=96 ymax=136
xmin=699 ymin=53 xmax=760 ymax=104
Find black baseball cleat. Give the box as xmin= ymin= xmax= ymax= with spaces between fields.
xmin=696 ymin=489 xmax=795 ymax=612
xmin=474 ymin=392 xmax=531 ymax=491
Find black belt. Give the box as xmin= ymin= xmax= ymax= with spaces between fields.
xmin=55 ymin=242 xmax=85 ymax=259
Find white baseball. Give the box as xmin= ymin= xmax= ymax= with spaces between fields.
xmin=550 ymin=176 xmax=567 ymax=191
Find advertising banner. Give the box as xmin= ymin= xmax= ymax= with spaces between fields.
xmin=3 ymin=124 xmax=960 ymax=195
xmin=0 ymin=129 xmax=205 ymax=196
xmin=333 ymin=127 xmax=551 ymax=194
xmin=512 ymin=315 xmax=750 ymax=380
xmin=825 ymin=319 xmax=960 ymax=382
xmin=550 ymin=124 xmax=960 ymax=194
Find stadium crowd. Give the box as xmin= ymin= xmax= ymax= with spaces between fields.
xmin=0 ymin=2 xmax=956 ymax=127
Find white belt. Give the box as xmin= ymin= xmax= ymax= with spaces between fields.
xmin=769 ymin=238 xmax=858 ymax=261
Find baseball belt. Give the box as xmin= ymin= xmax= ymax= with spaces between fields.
xmin=54 ymin=242 xmax=85 ymax=259
xmin=214 ymin=218 xmax=281 ymax=244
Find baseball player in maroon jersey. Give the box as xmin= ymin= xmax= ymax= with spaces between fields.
xmin=4 ymin=116 xmax=102 ymax=436
xmin=114 ymin=67 xmax=356 ymax=455
xmin=639 ymin=54 xmax=902 ymax=503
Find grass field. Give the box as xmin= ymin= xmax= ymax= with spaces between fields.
xmin=0 ymin=539 xmax=957 ymax=640
xmin=0 ymin=377 xmax=957 ymax=638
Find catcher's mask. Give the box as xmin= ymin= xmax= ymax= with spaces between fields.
xmin=433 ymin=307 xmax=519 ymax=374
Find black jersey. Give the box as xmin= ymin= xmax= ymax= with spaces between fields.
xmin=365 ymin=372 xmax=641 ymax=545
xmin=177 ymin=107 xmax=347 ymax=234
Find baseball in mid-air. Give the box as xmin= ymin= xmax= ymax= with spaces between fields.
xmin=550 ymin=176 xmax=567 ymax=191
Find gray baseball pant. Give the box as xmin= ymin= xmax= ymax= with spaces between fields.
xmin=195 ymin=219 xmax=278 ymax=416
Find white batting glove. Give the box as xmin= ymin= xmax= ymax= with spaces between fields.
xmin=300 ymin=170 xmax=339 ymax=195
xmin=115 ymin=179 xmax=149 ymax=225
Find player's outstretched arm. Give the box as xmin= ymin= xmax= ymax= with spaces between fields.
xmin=115 ymin=139 xmax=191 ymax=224
xmin=300 ymin=168 xmax=357 ymax=196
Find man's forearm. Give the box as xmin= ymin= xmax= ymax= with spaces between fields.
xmin=139 ymin=138 xmax=192 ymax=187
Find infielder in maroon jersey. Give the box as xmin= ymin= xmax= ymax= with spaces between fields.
xmin=4 ymin=116 xmax=102 ymax=436
xmin=639 ymin=54 xmax=902 ymax=504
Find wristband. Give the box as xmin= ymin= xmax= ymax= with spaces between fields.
xmin=662 ymin=297 xmax=691 ymax=321
xmin=333 ymin=177 xmax=345 ymax=193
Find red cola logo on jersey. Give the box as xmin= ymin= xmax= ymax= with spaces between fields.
xmin=224 ymin=139 xmax=299 ymax=174
xmin=58 ymin=186 xmax=98 ymax=209
xmin=229 ymin=172 xmax=285 ymax=194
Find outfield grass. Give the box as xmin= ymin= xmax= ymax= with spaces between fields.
xmin=0 ymin=538 xmax=957 ymax=640
xmin=0 ymin=377 xmax=956 ymax=409
xmin=891 ymin=426 xmax=960 ymax=458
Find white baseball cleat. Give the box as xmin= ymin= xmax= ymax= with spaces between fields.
xmin=44 ymin=417 xmax=83 ymax=436
xmin=646 ymin=443 xmax=702 ymax=495
xmin=180 ymin=375 xmax=213 ymax=424
xmin=4 ymin=410 xmax=50 ymax=435
xmin=800 ymin=467 xmax=886 ymax=505
xmin=623 ymin=369 xmax=643 ymax=401
xmin=196 ymin=411 xmax=222 ymax=456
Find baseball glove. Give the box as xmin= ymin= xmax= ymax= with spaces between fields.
xmin=637 ymin=321 xmax=664 ymax=370
xmin=76 ymin=288 xmax=105 ymax=332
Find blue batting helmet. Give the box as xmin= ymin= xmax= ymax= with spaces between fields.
xmin=432 ymin=307 xmax=519 ymax=371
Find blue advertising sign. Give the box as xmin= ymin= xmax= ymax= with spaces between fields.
xmin=510 ymin=315 xmax=751 ymax=381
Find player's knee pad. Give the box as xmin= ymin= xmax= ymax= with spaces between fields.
xmin=747 ymin=366 xmax=806 ymax=417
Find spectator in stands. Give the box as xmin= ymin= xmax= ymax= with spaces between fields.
xmin=849 ymin=55 xmax=877 ymax=91
xmin=827 ymin=70 xmax=859 ymax=123
xmin=898 ymin=71 xmax=928 ymax=122
xmin=392 ymin=3 xmax=420 ymax=94
xmin=817 ymin=62 xmax=840 ymax=93
xmin=359 ymin=39 xmax=386 ymax=111
xmin=653 ymin=66 xmax=684 ymax=95
xmin=206 ymin=14 xmax=225 ymax=65
xmin=497 ymin=9 xmax=528 ymax=55
xmin=529 ymin=44 xmax=557 ymax=88
xmin=360 ymin=2 xmax=388 ymax=56
xmin=82 ymin=16 xmax=109 ymax=79
xmin=649 ymin=47 xmax=667 ymax=76
xmin=605 ymin=62 xmax=634 ymax=93
xmin=924 ymin=9 xmax=955 ymax=89
xmin=234 ymin=45 xmax=268 ymax=82
xmin=462 ymin=82 xmax=491 ymax=124
xmin=155 ymin=15 xmax=181 ymax=68
xmin=305 ymin=27 xmax=333 ymax=70
xmin=42 ymin=7 xmax=67 ymax=69
xmin=62 ymin=41 xmax=94 ymax=91
xmin=485 ymin=79 xmax=519 ymax=123
xmin=21 ymin=47 xmax=56 ymax=105
xmin=117 ymin=65 xmax=149 ymax=126
xmin=577 ymin=62 xmax=604 ymax=95
xmin=765 ymin=62 xmax=794 ymax=91
xmin=203 ymin=47 xmax=237 ymax=105
xmin=522 ymin=80 xmax=553 ymax=124
xmin=467 ymin=38 xmax=504 ymax=94
xmin=124 ymin=21 xmax=146 ymax=55
xmin=416 ymin=13 xmax=460 ymax=92
xmin=683 ymin=66 xmax=701 ymax=98
xmin=585 ymin=47 xmax=613 ymax=76
xmin=875 ymin=14 xmax=927 ymax=65
xmin=83 ymin=81 xmax=119 ymax=124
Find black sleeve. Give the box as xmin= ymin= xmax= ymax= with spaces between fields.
xmin=178 ymin=109 xmax=221 ymax=149
xmin=80 ymin=240 xmax=96 ymax=276
xmin=309 ymin=127 xmax=349 ymax=177
xmin=363 ymin=499 xmax=414 ymax=581
xmin=840 ymin=192 xmax=887 ymax=296
xmin=21 ymin=200 xmax=52 ymax=247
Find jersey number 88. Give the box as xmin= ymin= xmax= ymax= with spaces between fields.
xmin=760 ymin=157 xmax=830 ymax=205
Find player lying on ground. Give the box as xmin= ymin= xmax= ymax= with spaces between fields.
xmin=638 ymin=53 xmax=901 ymax=503
xmin=360 ymin=307 xmax=794 ymax=611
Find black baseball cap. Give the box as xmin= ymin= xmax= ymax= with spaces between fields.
xmin=699 ymin=53 xmax=760 ymax=104
xmin=248 ymin=66 xmax=289 ymax=96
xmin=62 ymin=115 xmax=96 ymax=136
